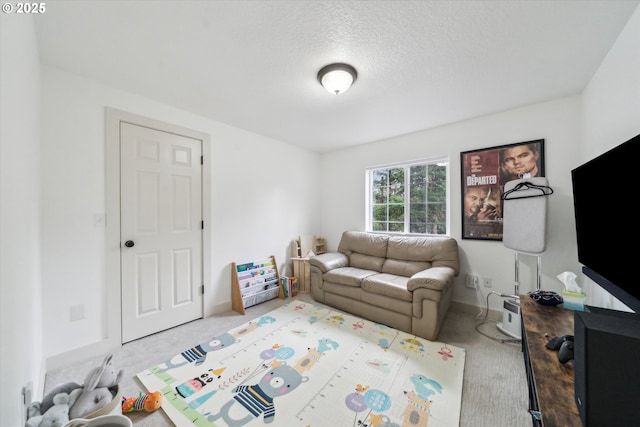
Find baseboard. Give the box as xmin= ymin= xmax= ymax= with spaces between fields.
xmin=210 ymin=300 xmax=232 ymax=315
xmin=450 ymin=300 xmax=502 ymax=322
xmin=45 ymin=338 xmax=117 ymax=372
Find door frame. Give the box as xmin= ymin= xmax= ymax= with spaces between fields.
xmin=105 ymin=107 xmax=211 ymax=346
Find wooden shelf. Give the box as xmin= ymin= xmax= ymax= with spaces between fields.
xmin=291 ymin=257 xmax=310 ymax=293
xmin=231 ymin=255 xmax=283 ymax=314
xmin=291 ymin=235 xmax=326 ymax=257
xmin=520 ymin=296 xmax=582 ymax=426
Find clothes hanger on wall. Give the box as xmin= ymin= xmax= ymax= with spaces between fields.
xmin=501 ymin=180 xmax=554 ymax=200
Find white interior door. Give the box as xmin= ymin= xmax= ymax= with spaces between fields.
xmin=120 ymin=122 xmax=203 ymax=343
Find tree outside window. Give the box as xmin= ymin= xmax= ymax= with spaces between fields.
xmin=368 ymin=158 xmax=448 ymax=235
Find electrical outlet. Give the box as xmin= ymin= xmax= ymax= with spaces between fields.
xmin=466 ymin=274 xmax=478 ymax=289
xmin=70 ymin=304 xmax=85 ymax=321
xmin=483 ymin=277 xmax=492 ymax=288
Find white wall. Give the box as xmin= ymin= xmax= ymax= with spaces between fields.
xmin=0 ymin=14 xmax=43 ymax=427
xmin=580 ymin=6 xmax=640 ymax=310
xmin=40 ymin=67 xmax=321 ymax=363
xmin=319 ymin=97 xmax=582 ymax=311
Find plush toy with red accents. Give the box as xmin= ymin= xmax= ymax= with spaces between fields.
xmin=121 ymin=390 xmax=163 ymax=413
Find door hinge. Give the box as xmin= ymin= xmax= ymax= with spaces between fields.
xmin=201 ymin=285 xmax=205 ymax=295
xmin=201 ymin=155 xmax=203 ymax=165
xmin=201 ymin=220 xmax=204 ymax=230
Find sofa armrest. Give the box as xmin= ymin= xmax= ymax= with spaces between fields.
xmin=407 ymin=266 xmax=456 ymax=292
xmin=309 ymin=252 xmax=349 ymax=273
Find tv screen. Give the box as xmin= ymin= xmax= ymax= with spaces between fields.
xmin=571 ymin=132 xmax=640 ymax=313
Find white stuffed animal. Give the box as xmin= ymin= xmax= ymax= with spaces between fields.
xmin=26 ymin=389 xmax=81 ymax=427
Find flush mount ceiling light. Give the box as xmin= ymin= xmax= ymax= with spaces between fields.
xmin=317 ymin=63 xmax=358 ymax=95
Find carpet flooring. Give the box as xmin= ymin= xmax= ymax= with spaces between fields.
xmin=44 ymin=294 xmax=531 ymax=426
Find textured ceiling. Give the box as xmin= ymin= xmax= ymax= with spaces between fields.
xmin=34 ymin=1 xmax=639 ymax=153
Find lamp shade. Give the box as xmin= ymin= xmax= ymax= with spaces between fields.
xmin=317 ymin=63 xmax=357 ymax=95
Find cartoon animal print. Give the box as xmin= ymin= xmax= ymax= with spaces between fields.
xmin=317 ymin=338 xmax=339 ymax=353
xmin=175 ymin=367 xmax=226 ymax=398
xmin=292 ymin=338 xmax=339 ymax=374
xmin=205 ymin=364 xmax=308 ymax=427
xmin=409 ymin=374 xmax=442 ymax=400
xmin=158 ymin=317 xmax=275 ymax=373
xmin=158 ymin=332 xmax=239 ymax=372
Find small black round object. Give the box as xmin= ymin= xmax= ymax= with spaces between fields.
xmin=528 ymin=290 xmax=563 ymax=306
xmin=125 ymin=240 xmax=135 ymax=248
xmin=558 ymin=340 xmax=575 ymax=364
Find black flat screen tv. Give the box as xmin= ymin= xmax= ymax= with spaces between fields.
xmin=571 ymin=132 xmax=640 ymax=313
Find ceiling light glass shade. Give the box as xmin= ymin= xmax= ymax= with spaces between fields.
xmin=317 ymin=63 xmax=357 ymax=95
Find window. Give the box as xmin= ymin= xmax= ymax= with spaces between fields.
xmin=366 ymin=157 xmax=448 ymax=235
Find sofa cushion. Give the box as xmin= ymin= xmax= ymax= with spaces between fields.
xmin=381 ymin=259 xmax=430 ymax=278
xmin=362 ymin=273 xmax=413 ymax=302
xmin=323 ymin=267 xmax=377 ymax=287
xmin=350 ymin=253 xmax=386 ymax=272
xmin=386 ymin=235 xmax=459 ymax=274
xmin=338 ymin=231 xmax=388 ymax=258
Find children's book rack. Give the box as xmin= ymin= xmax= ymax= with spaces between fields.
xmin=231 ymin=255 xmax=283 ymax=314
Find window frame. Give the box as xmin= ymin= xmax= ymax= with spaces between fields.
xmin=365 ymin=156 xmax=450 ymax=236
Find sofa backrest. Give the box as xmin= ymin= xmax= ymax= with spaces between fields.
xmin=338 ymin=231 xmax=459 ymax=277
xmin=383 ymin=235 xmax=459 ymax=277
xmin=338 ymin=231 xmax=389 ymax=271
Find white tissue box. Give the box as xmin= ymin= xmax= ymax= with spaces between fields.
xmin=562 ymin=290 xmax=586 ymax=311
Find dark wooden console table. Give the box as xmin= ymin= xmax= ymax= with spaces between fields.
xmin=520 ymin=296 xmax=582 ymax=426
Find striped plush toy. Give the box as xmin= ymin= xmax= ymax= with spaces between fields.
xmin=122 ymin=390 xmax=163 ymax=413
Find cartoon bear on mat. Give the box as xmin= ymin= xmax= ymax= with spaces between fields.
xmin=157 ymin=332 xmax=239 ymax=373
xmin=206 ymin=364 xmax=308 ymax=426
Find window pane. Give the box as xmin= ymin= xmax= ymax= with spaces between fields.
xmin=427 ymin=202 xmax=446 ymax=224
xmin=372 ymin=222 xmax=387 ymax=231
xmin=372 ymin=205 xmax=388 ymax=221
xmin=373 ymin=169 xmax=388 ymax=187
xmin=410 ymin=166 xmax=426 ymax=203
xmin=410 ymin=222 xmax=426 ymax=233
xmin=427 ymin=164 xmax=446 ymax=202
xmin=410 ymin=203 xmax=426 ymax=225
xmin=373 ymin=186 xmax=387 ymax=204
xmin=389 ymin=204 xmax=404 ymax=221
xmin=389 ymin=222 xmax=404 ymax=232
xmin=368 ymin=158 xmax=448 ymax=235
xmin=388 ymin=168 xmax=404 ymax=203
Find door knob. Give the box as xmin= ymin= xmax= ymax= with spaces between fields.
xmin=125 ymin=240 xmax=135 ymax=248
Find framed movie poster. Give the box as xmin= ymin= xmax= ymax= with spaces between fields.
xmin=460 ymin=139 xmax=545 ymax=240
